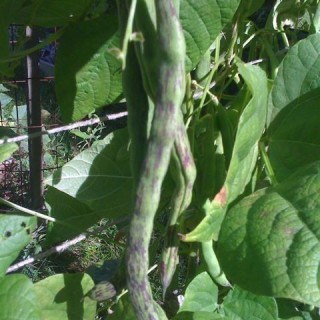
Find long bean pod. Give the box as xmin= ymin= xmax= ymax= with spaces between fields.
xmin=117 ymin=1 xmax=149 ymax=185
xmin=126 ymin=1 xmax=186 ymax=319
xmin=131 ymin=0 xmax=159 ymax=99
xmin=161 ymin=112 xmax=196 ymax=296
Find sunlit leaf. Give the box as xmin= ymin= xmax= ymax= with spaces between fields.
xmin=34 ymin=273 xmax=95 ymax=320
xmin=217 ymin=161 xmax=320 ymax=306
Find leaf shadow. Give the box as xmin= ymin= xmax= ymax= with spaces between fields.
xmin=54 ymin=273 xmax=85 ymax=320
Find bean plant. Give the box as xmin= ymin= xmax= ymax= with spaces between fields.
xmin=1 ymin=0 xmax=320 ymax=319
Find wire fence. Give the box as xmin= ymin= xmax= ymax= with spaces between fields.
xmin=0 ymin=25 xmax=127 ymax=213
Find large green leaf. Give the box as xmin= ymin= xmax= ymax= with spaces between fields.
xmin=179 ymin=272 xmax=218 ymax=313
xmin=14 ymin=0 xmax=92 ymax=27
xmin=269 ymin=34 xmax=320 ymax=123
xmin=45 ymin=186 xmax=105 ymax=245
xmin=268 ymin=88 xmax=320 ymax=181
xmin=180 ymin=0 xmax=240 ymax=71
xmin=0 ymin=214 xmax=36 ymax=276
xmin=217 ymin=161 xmax=320 ymax=306
xmin=220 ymin=286 xmax=278 ymax=320
xmin=55 ymin=15 xmax=122 ymax=122
xmin=0 ymin=274 xmax=41 ymax=320
xmin=185 ymin=60 xmax=268 ymax=242
xmin=45 ymin=129 xmax=133 ymax=217
xmin=34 ymin=273 xmax=95 ymax=320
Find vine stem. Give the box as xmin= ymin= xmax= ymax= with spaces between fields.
xmin=6 ymin=216 xmax=129 ymax=273
xmin=0 ymin=111 xmax=127 ymax=145
xmin=119 ymin=0 xmax=137 ymax=69
xmin=0 ymin=197 xmax=55 ymax=222
xmin=259 ymin=141 xmax=278 ymax=186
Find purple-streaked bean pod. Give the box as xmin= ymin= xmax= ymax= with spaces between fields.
xmin=126 ymin=1 xmax=186 ymax=319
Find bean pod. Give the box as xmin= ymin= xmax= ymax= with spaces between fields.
xmin=126 ymin=1 xmax=187 ymax=319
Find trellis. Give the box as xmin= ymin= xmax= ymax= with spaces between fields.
xmin=0 ymin=25 xmax=127 ymax=213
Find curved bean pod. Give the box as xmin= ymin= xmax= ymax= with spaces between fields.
xmin=202 ymin=239 xmax=231 ymax=287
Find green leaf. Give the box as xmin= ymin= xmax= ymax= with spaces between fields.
xmin=111 ymin=295 xmax=139 ymax=320
xmin=34 ymin=273 xmax=95 ymax=320
xmin=111 ymin=295 xmax=167 ymax=320
xmin=181 ymin=0 xmax=240 ymax=72
xmin=185 ymin=60 xmax=268 ymax=242
xmin=0 ymin=84 xmax=12 ymax=106
xmin=238 ymin=0 xmax=265 ymax=17
xmin=55 ymin=15 xmax=122 ymax=122
xmin=217 ymin=160 xmax=320 ymax=306
xmin=179 ymin=272 xmax=218 ymax=313
xmin=221 ymin=286 xmax=278 ymax=320
xmin=276 ymin=298 xmax=306 ymax=320
xmin=0 ymin=0 xmax=25 ymax=77
xmin=0 ymin=214 xmax=36 ymax=276
xmin=0 ymin=143 xmax=18 ymax=162
xmin=174 ymin=312 xmax=221 ymax=320
xmin=224 ymin=61 xmax=268 ymax=203
xmin=0 ymin=274 xmax=41 ymax=320
xmin=0 ymin=125 xmax=18 ymax=162
xmin=45 ymin=186 xmax=105 ymax=245
xmin=269 ymin=34 xmax=320 ymax=123
xmin=45 ymin=129 xmax=133 ymax=217
xmin=14 ymin=0 xmax=92 ymax=27
xmin=0 ymin=126 xmax=16 ymax=138
xmin=268 ymin=88 xmax=320 ymax=181
xmin=10 ymin=105 xmax=28 ymax=127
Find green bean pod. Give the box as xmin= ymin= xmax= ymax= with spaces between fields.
xmin=126 ymin=1 xmax=186 ymax=319
xmin=194 ymin=48 xmax=211 ymax=87
xmin=161 ymin=115 xmax=196 ymax=296
xmin=129 ymin=0 xmax=159 ymax=100
xmin=201 ymin=239 xmax=231 ymax=287
xmin=117 ymin=1 xmax=150 ymax=186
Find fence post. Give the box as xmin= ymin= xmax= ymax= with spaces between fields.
xmin=26 ymin=26 xmax=44 ymax=211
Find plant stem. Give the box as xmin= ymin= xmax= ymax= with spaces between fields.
xmin=259 ymin=141 xmax=278 ymax=186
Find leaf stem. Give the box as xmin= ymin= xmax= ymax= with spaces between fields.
xmin=0 ymin=198 xmax=55 ymax=222
xmin=120 ymin=0 xmax=137 ymax=69
xmin=259 ymin=141 xmax=278 ymax=186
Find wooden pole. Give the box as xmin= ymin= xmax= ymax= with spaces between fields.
xmin=26 ymin=26 xmax=43 ymax=210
